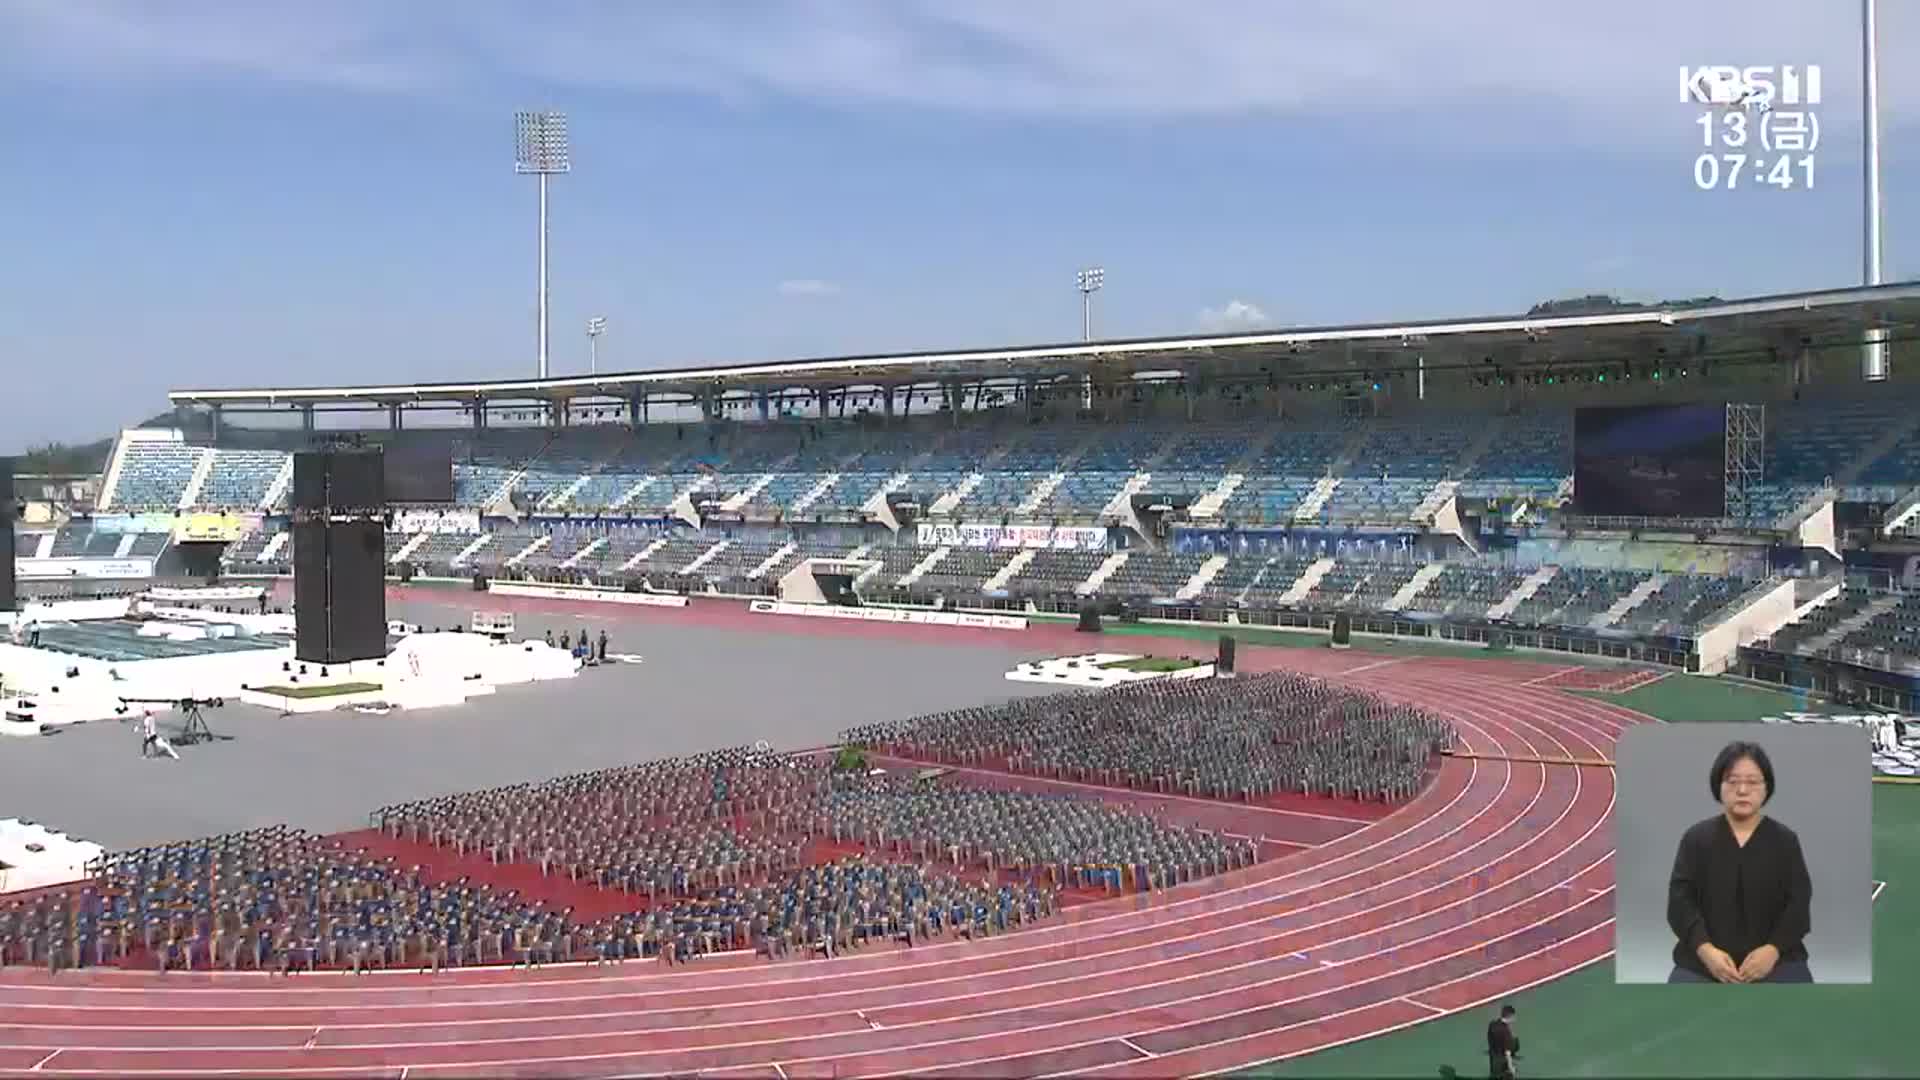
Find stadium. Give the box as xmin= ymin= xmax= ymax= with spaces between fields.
xmin=1 ymin=14 xmax=1915 ymax=1079
xmin=0 ymin=278 xmax=1915 ymax=1075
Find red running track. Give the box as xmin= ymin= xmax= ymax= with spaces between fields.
xmin=0 ymin=653 xmax=1642 ymax=1078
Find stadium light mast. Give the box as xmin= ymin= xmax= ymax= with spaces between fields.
xmin=1862 ymin=0 xmax=1888 ymax=381
xmin=1076 ymin=266 xmax=1105 ymax=342
xmin=1076 ymin=266 xmax=1104 ymax=412
xmin=586 ymin=316 xmax=607 ymax=376
xmin=515 ymin=110 xmax=571 ymax=382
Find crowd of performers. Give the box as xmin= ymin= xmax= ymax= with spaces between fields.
xmin=3 ymin=747 xmax=1242 ymax=973
xmin=3 ymin=673 xmax=1451 ymax=974
xmin=842 ymin=672 xmax=1456 ymax=803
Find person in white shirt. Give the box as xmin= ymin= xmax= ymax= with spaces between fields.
xmin=140 ymin=711 xmax=179 ymax=760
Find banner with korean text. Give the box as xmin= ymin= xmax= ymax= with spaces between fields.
xmin=915 ymin=523 xmax=1107 ymax=551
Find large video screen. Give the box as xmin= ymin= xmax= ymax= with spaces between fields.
xmin=383 ymin=444 xmax=454 ymax=504
xmin=1573 ymin=404 xmax=1726 ymax=518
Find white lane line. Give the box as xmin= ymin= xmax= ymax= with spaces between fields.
xmin=1119 ymin=1037 xmax=1154 ymax=1058
xmin=0 ymin=664 xmax=1620 ymax=1076
xmin=1399 ymin=996 xmax=1447 ymax=1016
xmin=30 ymin=1050 xmax=61 ymax=1071
xmin=1522 ymin=666 xmax=1586 ymax=687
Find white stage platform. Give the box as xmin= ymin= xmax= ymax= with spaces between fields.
xmin=0 ymin=597 xmax=583 ymax=735
xmin=1006 ymin=653 xmax=1216 ymax=688
xmin=0 ymin=818 xmax=104 ymax=894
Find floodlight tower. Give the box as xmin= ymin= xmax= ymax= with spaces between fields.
xmin=1076 ymin=267 xmax=1104 ymax=412
xmin=515 ymin=111 xmax=571 ymax=381
xmin=1862 ymin=0 xmax=1888 ymax=381
xmin=586 ymin=316 xmax=607 ymax=376
xmin=1076 ymin=266 xmax=1105 ymax=342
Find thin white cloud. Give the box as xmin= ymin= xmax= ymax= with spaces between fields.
xmin=0 ymin=1 xmax=1910 ymax=142
xmin=1198 ymin=300 xmax=1271 ymax=331
xmin=777 ymin=278 xmax=842 ymax=297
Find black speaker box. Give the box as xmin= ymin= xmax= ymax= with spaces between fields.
xmin=292 ymin=453 xmax=328 ymax=511
xmin=473 ymin=573 xmax=489 ymax=592
xmin=329 ymin=451 xmax=385 ymax=508
xmin=294 ymin=449 xmax=386 ymax=511
xmin=1076 ymin=605 xmax=1102 ymax=633
xmin=0 ymin=457 xmax=15 ymax=613
xmin=1217 ymin=634 xmax=1236 ymax=674
xmin=1331 ymin=613 xmax=1353 ymax=648
xmin=293 ymin=519 xmax=388 ymax=664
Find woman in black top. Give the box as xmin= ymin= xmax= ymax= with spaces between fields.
xmin=1666 ymin=740 xmax=1814 ymax=983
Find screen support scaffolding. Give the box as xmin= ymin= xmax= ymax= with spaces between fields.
xmin=1725 ymin=402 xmax=1765 ymax=526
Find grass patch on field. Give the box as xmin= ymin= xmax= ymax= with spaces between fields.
xmin=252 ymin=682 xmax=384 ymax=700
xmin=1096 ymin=655 xmax=1205 ymax=673
xmin=1573 ymin=673 xmax=1831 ymax=723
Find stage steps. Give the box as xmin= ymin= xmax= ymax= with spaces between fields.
xmin=1593 ymin=574 xmax=1667 ymax=629
xmin=1488 ymin=564 xmax=1560 ymax=621
xmin=722 ymin=473 xmax=780 ymax=513
xmin=861 ymin=472 xmax=914 ymax=516
xmin=1410 ymin=480 xmax=1459 ymax=526
xmin=682 ymin=539 xmax=732 ymax=576
xmin=791 ymin=472 xmax=841 ymax=514
xmin=1293 ymin=476 xmax=1340 ymax=521
xmin=1075 ymin=551 xmax=1130 ymax=596
xmin=610 ymin=475 xmax=659 ymax=511
xmin=1015 ymin=472 xmax=1067 ymax=515
xmin=561 ymin=537 xmax=609 ymax=570
xmin=540 ymin=471 xmax=599 ymax=512
xmin=1383 ymin=562 xmax=1448 ymax=612
xmin=1278 ymin=557 xmax=1335 ymax=606
xmin=1175 ymin=555 xmax=1230 ymax=600
xmin=1881 ymin=485 xmax=1920 ymax=536
xmin=900 ymin=546 xmax=951 ymax=587
xmin=619 ymin=536 xmax=670 ymax=572
xmin=984 ymin=549 xmax=1037 ymax=591
xmin=1804 ymin=593 xmax=1903 ymax=654
xmin=930 ymin=473 xmax=984 ymax=516
xmin=503 ymin=535 xmax=550 ymax=568
xmin=1188 ymin=475 xmax=1245 ymax=520
xmin=449 ymin=534 xmax=492 ymax=567
xmin=1101 ymin=473 xmax=1153 ymax=518
xmin=390 ymin=532 xmax=431 ymax=565
xmin=261 ymin=455 xmax=295 ymax=511
xmin=177 ymin=449 xmax=216 ymax=511
xmin=749 ymin=542 xmax=798 ymax=579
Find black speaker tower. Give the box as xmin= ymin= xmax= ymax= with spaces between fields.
xmin=1216 ymin=634 xmax=1236 ymax=675
xmin=292 ymin=448 xmax=388 ymax=664
xmin=0 ymin=458 xmax=15 ymax=613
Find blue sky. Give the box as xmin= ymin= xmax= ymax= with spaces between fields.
xmin=0 ymin=0 xmax=1914 ymax=450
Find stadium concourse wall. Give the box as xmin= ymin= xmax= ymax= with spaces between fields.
xmin=487 ymin=579 xmax=690 ymax=608
xmin=1692 ymin=576 xmax=1823 ymax=675
xmin=230 ymin=565 xmax=1705 ymax=665
xmin=389 ymin=575 xmax=1024 ymax=630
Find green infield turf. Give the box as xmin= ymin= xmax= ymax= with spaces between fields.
xmin=1241 ymin=675 xmax=1914 ymax=1078
xmin=252 ymin=682 xmax=384 ymax=699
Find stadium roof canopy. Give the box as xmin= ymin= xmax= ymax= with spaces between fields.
xmin=170 ymin=281 xmax=1920 ymax=412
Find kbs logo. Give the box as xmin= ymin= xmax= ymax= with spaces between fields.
xmin=1679 ymin=65 xmax=1822 ymax=110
